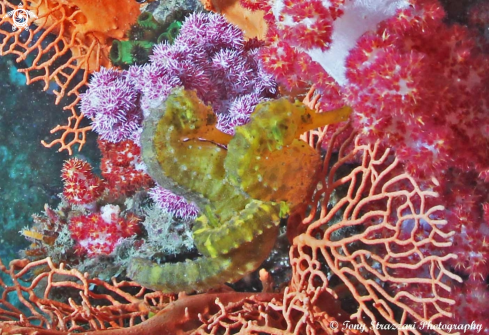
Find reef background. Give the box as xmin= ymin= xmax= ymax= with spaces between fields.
xmin=0 ymin=56 xmax=99 ymax=264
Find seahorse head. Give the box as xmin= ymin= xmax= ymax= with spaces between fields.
xmin=163 ymin=88 xmax=217 ymax=136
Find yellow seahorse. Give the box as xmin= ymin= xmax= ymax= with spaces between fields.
xmin=127 ymin=87 xmax=351 ymax=292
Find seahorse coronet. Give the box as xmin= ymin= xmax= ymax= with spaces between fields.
xmin=130 ymin=87 xmax=351 ymax=292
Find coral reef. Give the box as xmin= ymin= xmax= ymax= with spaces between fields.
xmin=234 ymin=0 xmax=489 ymax=329
xmin=0 ymin=119 xmax=461 ymax=334
xmin=0 ymin=0 xmax=487 ymax=334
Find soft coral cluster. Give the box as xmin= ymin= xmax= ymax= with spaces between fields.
xmin=61 ymin=158 xmax=105 ymax=205
xmin=62 ymin=141 xmax=153 ymax=205
xmin=338 ymin=6 xmax=489 ymax=324
xmin=345 ymin=3 xmax=489 ymax=330
xmin=57 ymin=149 xmax=151 ymax=260
xmin=253 ymin=0 xmax=489 ymax=180
xmin=344 ymin=4 xmax=489 ymax=180
xmin=69 ymin=205 xmax=141 ymax=257
xmin=81 ymin=13 xmax=276 ymax=137
xmin=99 ymin=139 xmax=154 ymax=199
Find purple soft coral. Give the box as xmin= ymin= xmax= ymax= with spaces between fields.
xmin=80 ymin=68 xmax=143 ymax=143
xmin=80 ymin=13 xmax=276 ymax=219
xmin=148 ymin=186 xmax=199 ymax=220
xmin=81 ymin=13 xmax=275 ymax=140
xmin=128 ymin=12 xmax=277 ymax=134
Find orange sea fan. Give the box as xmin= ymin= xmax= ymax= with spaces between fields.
xmin=0 ymin=257 xmax=173 ymax=333
xmin=285 ymin=90 xmax=463 ymax=335
xmin=0 ymin=257 xmax=354 ymax=335
xmin=0 ymin=0 xmax=142 ymax=154
xmin=291 ymin=126 xmax=461 ymax=335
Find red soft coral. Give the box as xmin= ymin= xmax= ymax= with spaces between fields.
xmin=99 ymin=139 xmax=154 ymax=199
xmin=69 ymin=206 xmax=141 ymax=257
xmin=61 ymin=158 xmax=105 ymax=205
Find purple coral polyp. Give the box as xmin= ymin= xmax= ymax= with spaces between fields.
xmin=80 ymin=68 xmax=143 ymax=143
xmin=149 ymin=185 xmax=199 ymax=220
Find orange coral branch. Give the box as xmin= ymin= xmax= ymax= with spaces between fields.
xmin=40 ymin=98 xmax=92 ymax=154
xmin=1 ymin=0 xmax=106 ymax=103
xmin=0 ymin=257 xmax=172 ymax=333
xmin=0 ymin=255 xmax=355 ymax=334
xmin=85 ymin=292 xmax=282 ymax=335
xmin=290 ymin=112 xmax=462 ymax=334
xmin=0 ymin=0 xmax=141 ymax=154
